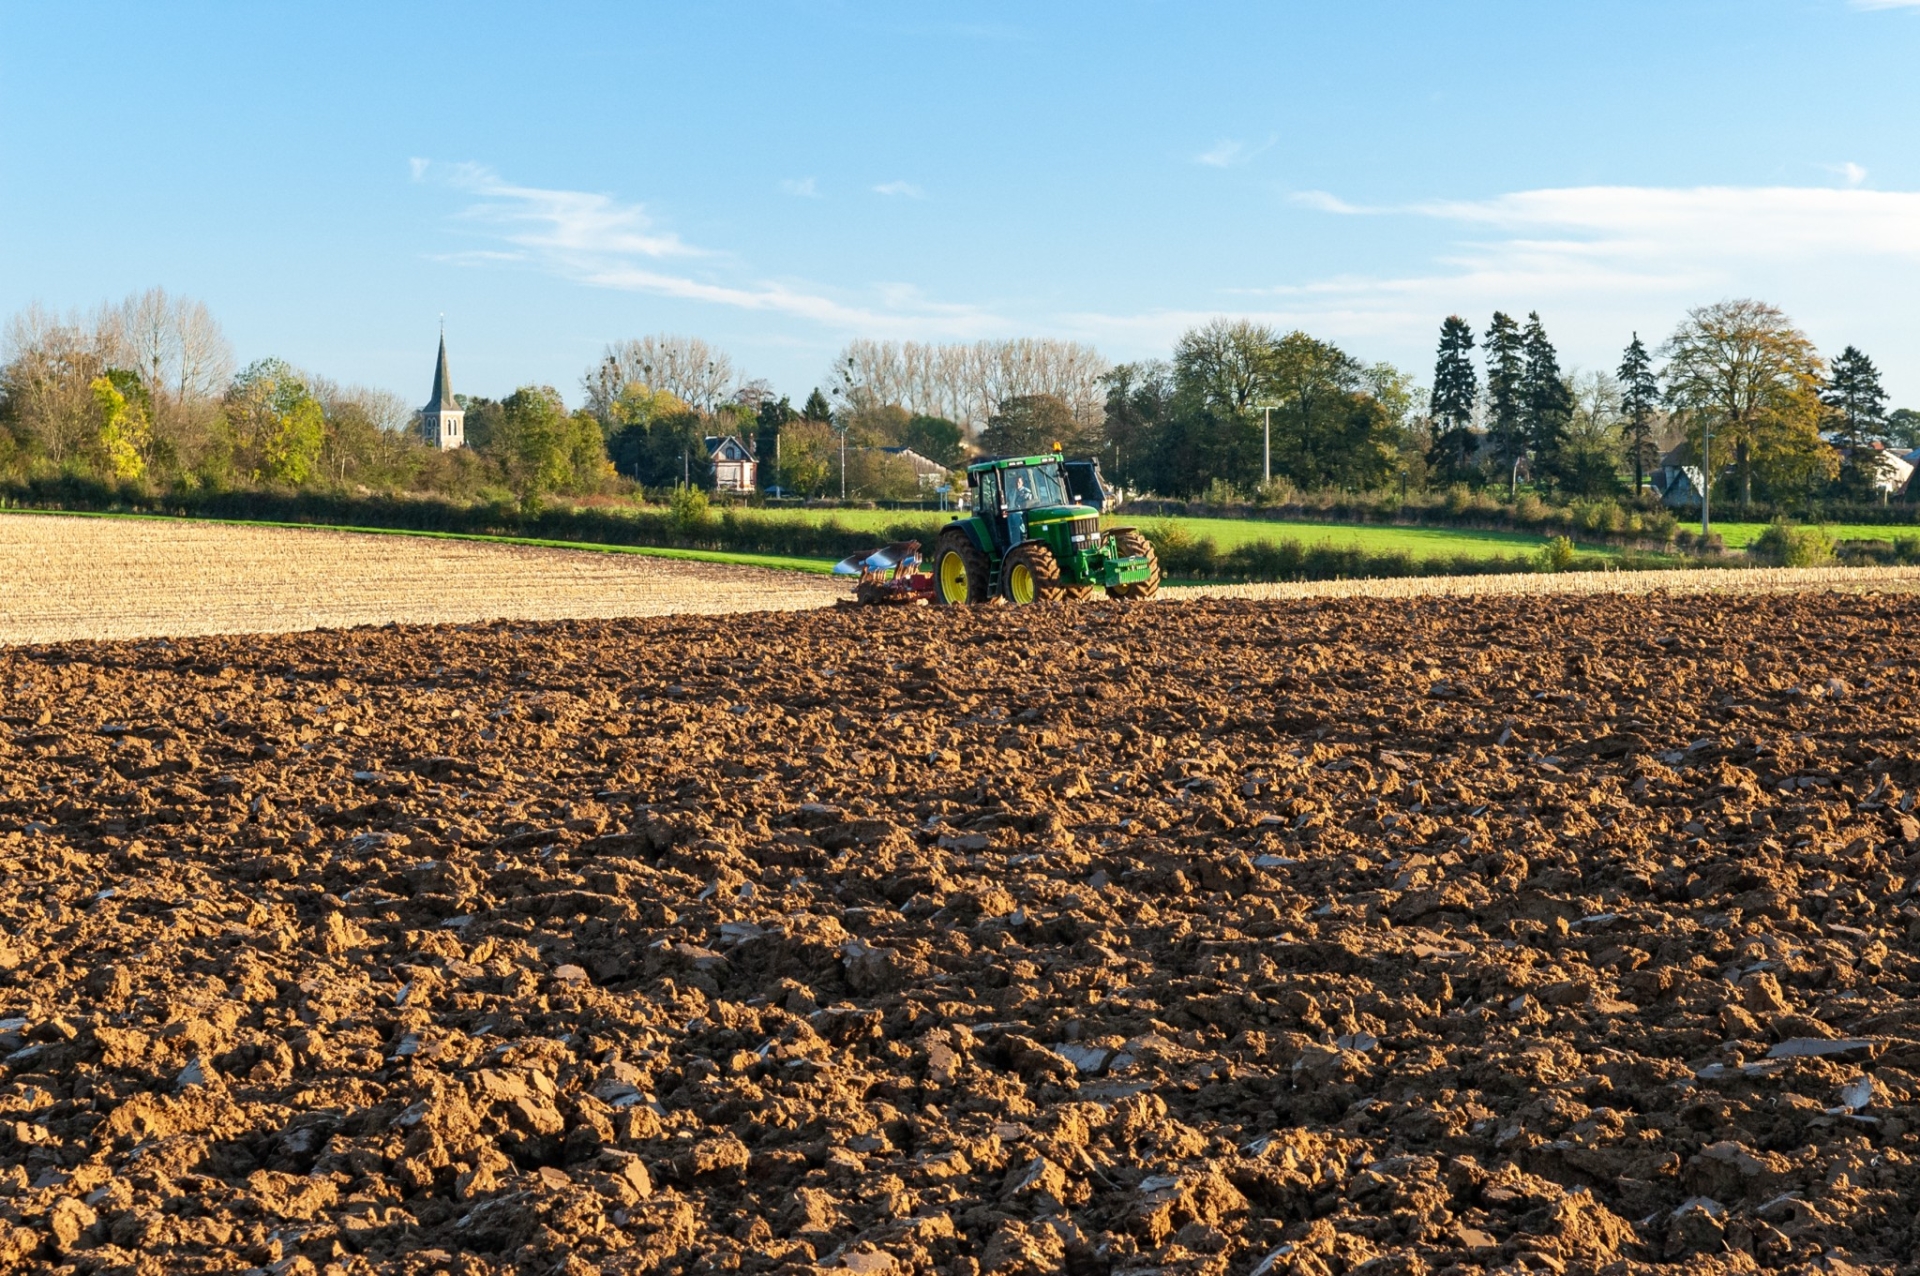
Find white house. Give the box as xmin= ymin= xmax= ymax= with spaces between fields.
xmin=706 ymin=435 xmax=757 ymax=492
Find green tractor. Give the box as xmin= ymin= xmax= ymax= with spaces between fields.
xmin=931 ymin=450 xmax=1160 ymax=605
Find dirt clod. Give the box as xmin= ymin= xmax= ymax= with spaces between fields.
xmin=1 ymin=594 xmax=1919 ymax=1274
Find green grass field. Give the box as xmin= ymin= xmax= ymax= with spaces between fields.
xmin=1711 ymin=521 xmax=1920 ymax=549
xmin=740 ymin=505 xmax=1583 ymax=559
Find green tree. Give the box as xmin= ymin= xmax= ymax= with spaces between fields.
xmin=755 ymin=394 xmax=797 ymax=484
xmin=482 ymin=385 xmax=610 ymax=498
xmin=1617 ymin=333 xmax=1660 ymax=493
xmin=982 ymin=394 xmax=1078 ymax=457
xmin=899 ymin=414 xmax=965 ymax=468
xmin=600 ymin=383 xmax=705 ymax=487
xmin=1521 ymin=312 xmax=1575 ymax=489
xmin=225 ymin=359 xmax=325 ymax=486
xmin=1426 ymin=316 xmax=1478 ymax=482
xmin=774 ymin=419 xmax=834 ymax=495
xmin=1662 ymin=299 xmax=1834 ymax=508
xmin=1483 ymin=312 xmax=1526 ymax=490
xmin=1823 ymin=345 xmax=1891 ymax=498
xmin=1099 ymin=361 xmax=1172 ymax=492
xmin=1173 ymin=318 xmax=1275 ymax=414
xmin=1265 ymin=333 xmax=1394 ymax=490
xmin=801 ymin=388 xmax=833 ymax=422
xmin=1887 ymin=408 xmax=1920 ymax=450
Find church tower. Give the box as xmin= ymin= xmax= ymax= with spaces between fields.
xmin=420 ymin=329 xmax=465 ymax=450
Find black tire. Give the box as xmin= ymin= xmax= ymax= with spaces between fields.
xmin=1058 ymin=584 xmax=1095 ymax=602
xmin=1105 ymin=527 xmax=1161 ymax=600
xmin=1001 ymin=541 xmax=1064 ymax=605
xmin=932 ymin=527 xmax=990 ymax=605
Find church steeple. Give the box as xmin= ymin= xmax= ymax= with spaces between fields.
xmin=425 ymin=330 xmax=456 ymax=413
xmin=419 ymin=325 xmax=465 ymax=450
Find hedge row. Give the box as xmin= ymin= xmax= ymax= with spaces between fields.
xmin=0 ymin=476 xmax=1740 ymax=584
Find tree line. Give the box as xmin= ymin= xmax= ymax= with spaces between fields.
xmin=1427 ymin=298 xmax=1914 ymax=509
xmin=4 ymin=289 xmax=1910 ymax=510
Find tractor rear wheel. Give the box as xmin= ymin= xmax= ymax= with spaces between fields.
xmin=1105 ymin=527 xmax=1161 ymax=600
xmin=1001 ymin=541 xmax=1064 ymax=605
xmin=932 ymin=528 xmax=990 ymax=605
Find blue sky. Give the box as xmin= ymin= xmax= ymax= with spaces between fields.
xmin=4 ymin=1 xmax=1919 ymax=408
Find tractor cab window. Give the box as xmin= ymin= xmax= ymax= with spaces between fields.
xmin=1003 ymin=463 xmax=1066 ymax=512
xmin=977 ymin=469 xmax=1001 ymax=512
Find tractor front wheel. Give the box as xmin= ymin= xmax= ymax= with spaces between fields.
xmin=1001 ymin=542 xmax=1064 ymax=605
xmin=1105 ymin=527 xmax=1161 ymax=600
xmin=932 ymin=528 xmax=990 ymax=605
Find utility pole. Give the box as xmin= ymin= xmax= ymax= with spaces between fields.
xmin=1701 ymin=420 xmax=1711 ymax=544
xmin=1252 ymin=402 xmax=1280 ymax=485
xmin=839 ymin=427 xmax=846 ymax=500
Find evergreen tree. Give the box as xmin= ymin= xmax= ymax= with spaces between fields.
xmin=1521 ymin=312 xmax=1574 ymax=488
xmin=755 ymin=395 xmax=797 ymax=489
xmin=1617 ymin=333 xmax=1660 ymax=493
xmin=801 ymin=388 xmax=832 ymax=422
xmin=1425 ymin=315 xmax=1478 ymax=480
xmin=1824 ymin=345 xmax=1890 ymax=498
xmin=1483 ymin=312 xmax=1527 ymax=490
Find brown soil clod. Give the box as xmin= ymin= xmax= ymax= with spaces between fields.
xmin=0 ymin=593 xmax=1918 ymax=1274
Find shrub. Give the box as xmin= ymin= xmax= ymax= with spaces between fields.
xmin=669 ymin=484 xmax=712 ymax=535
xmin=1749 ymin=519 xmax=1833 ymax=567
xmin=1537 ymin=535 xmax=1577 ymax=573
xmin=1200 ymin=477 xmax=1243 ymax=507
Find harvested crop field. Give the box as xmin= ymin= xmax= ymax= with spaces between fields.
xmin=2 ymin=592 xmax=1920 ymax=1276
xmin=0 ymin=514 xmax=839 ymax=644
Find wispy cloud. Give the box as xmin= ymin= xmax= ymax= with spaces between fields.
xmin=1194 ymin=136 xmax=1277 ymax=168
xmin=1851 ymin=0 xmax=1920 ymax=9
xmin=418 ymin=161 xmax=998 ymax=336
xmin=425 ymin=160 xmax=703 ymax=261
xmin=872 ymin=180 xmax=927 ymax=199
xmin=780 ymin=177 xmax=821 ymax=198
xmin=1831 ymin=161 xmax=1868 ymax=187
xmin=1065 ymin=181 xmax=1920 ymax=382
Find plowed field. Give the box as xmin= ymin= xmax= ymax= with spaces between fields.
xmin=1 ymin=593 xmax=1917 ymax=1276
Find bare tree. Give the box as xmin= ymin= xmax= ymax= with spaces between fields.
xmin=585 ymin=335 xmax=736 ymax=417
xmin=1 ymin=303 xmax=116 ymax=462
xmin=827 ymin=338 xmax=1109 ymax=434
xmin=106 ymin=288 xmax=233 ymax=409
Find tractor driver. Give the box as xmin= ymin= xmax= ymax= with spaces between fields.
xmin=1009 ymin=470 xmax=1034 ymax=510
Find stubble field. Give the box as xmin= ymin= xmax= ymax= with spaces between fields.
xmin=1 ymin=587 xmax=1919 ymax=1276
xmin=0 ymin=514 xmax=841 ymax=644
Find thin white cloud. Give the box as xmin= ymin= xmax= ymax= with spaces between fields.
xmin=1067 ymin=181 xmax=1920 ymax=396
xmin=872 ymin=181 xmax=927 ymax=199
xmin=781 ymin=177 xmax=821 ymax=198
xmin=1832 ymin=161 xmax=1868 ymax=187
xmin=1852 ymin=0 xmax=1920 ymax=9
xmin=1195 ymin=139 xmax=1246 ymax=168
xmin=1195 ymin=136 xmax=1277 ymax=168
xmin=420 ymin=161 xmax=999 ymax=337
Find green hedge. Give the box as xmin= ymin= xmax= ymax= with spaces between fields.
xmin=0 ymin=476 xmax=949 ymax=563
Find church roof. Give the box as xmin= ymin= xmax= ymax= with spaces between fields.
xmin=425 ymin=334 xmax=457 ymax=413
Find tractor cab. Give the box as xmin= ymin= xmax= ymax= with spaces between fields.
xmin=931 ymin=448 xmax=1158 ymax=606
xmin=968 ymin=454 xmax=1089 ymax=553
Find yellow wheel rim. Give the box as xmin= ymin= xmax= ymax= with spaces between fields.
xmin=938 ymin=551 xmax=969 ymax=603
xmin=1008 ymin=563 xmax=1037 ymax=605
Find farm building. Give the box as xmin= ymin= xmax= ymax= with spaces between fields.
xmin=878 ymin=446 xmax=952 ymax=490
xmin=706 ymin=435 xmax=757 ymax=492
